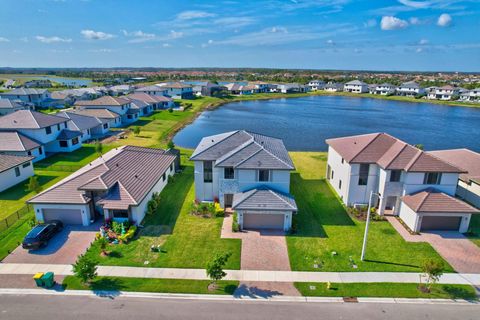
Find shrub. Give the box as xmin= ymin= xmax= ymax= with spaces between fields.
xmin=111 ymin=221 xmax=123 ymax=234
xmin=191 ymin=201 xmax=216 ymax=218
xmin=72 ymin=254 xmax=98 ymax=284
xmin=133 ymin=126 xmax=141 ymax=136
xmin=26 ymin=176 xmax=42 ymax=194
xmin=232 ymin=212 xmax=240 ymax=232
xmin=168 ymin=107 xmax=173 ymax=113
xmin=167 ymin=140 xmax=175 ymax=149
xmin=214 ymin=202 xmax=224 ymax=217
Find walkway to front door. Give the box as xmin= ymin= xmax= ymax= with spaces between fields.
xmin=221 ymin=213 xmax=300 ymax=296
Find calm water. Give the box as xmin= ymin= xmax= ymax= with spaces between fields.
xmin=10 ymin=75 xmax=92 ymax=86
xmin=174 ymin=96 xmax=480 ymax=151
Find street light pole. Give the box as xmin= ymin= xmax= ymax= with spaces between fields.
xmin=361 ymin=190 xmax=378 ymax=261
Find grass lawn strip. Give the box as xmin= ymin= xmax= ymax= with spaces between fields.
xmin=63 ymin=276 xmax=238 ymax=295
xmin=294 ymin=282 xmax=477 ymax=300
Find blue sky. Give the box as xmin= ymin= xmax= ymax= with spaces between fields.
xmin=0 ymin=0 xmax=479 ymax=71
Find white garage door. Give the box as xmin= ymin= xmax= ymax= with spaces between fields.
xmin=42 ymin=208 xmax=83 ymax=225
xmin=243 ymin=213 xmax=285 ymax=230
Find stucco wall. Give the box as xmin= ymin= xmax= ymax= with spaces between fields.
xmin=457 ymin=180 xmax=480 ymax=208
xmin=326 ymin=146 xmax=351 ymax=204
xmin=403 ymin=172 xmax=458 ymax=196
xmin=18 ymin=122 xmax=68 ymax=144
xmin=0 ymin=161 xmax=34 ymax=192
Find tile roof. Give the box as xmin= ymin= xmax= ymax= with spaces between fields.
xmin=75 ymin=96 xmax=130 ymax=107
xmin=190 ymin=130 xmax=294 ymax=170
xmin=0 ymin=154 xmax=34 ymax=173
xmin=97 ymin=182 xmax=136 ymax=210
xmin=28 ymin=146 xmax=176 ymax=206
xmin=56 ymin=129 xmax=82 ymax=140
xmin=345 ymin=80 xmax=367 ymax=85
xmin=428 ymin=149 xmax=480 ymax=184
xmin=135 ymin=85 xmax=169 ymax=93
xmin=69 ymin=108 xmax=120 ymax=120
xmin=0 ymin=110 xmax=67 ymax=129
xmin=0 ymin=131 xmax=40 ymax=151
xmin=399 ymin=81 xmax=420 ymax=89
xmin=56 ymin=111 xmax=102 ymax=131
xmin=326 ymin=133 xmax=464 ymax=173
xmin=158 ymin=82 xmax=193 ymax=89
xmin=402 ymin=188 xmax=479 ymax=214
xmin=126 ymin=92 xmax=173 ymax=103
xmin=0 ymin=99 xmax=23 ymax=109
xmin=232 ymin=187 xmax=297 ymax=211
xmin=1 ymin=88 xmax=48 ymax=96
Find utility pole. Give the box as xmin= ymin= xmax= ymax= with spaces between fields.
xmin=361 ymin=191 xmax=380 ymax=261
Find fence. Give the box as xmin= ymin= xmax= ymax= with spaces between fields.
xmin=34 ymin=164 xmax=82 ymax=172
xmin=0 ymin=204 xmax=34 ymax=233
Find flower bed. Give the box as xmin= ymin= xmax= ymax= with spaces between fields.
xmin=98 ymin=220 xmax=137 ymax=244
xmin=190 ymin=200 xmax=224 ymax=218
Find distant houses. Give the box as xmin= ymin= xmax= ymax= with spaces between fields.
xmin=344 ymin=80 xmax=369 ymax=93
xmin=0 ymin=88 xmax=51 ymax=105
xmin=0 ymin=99 xmax=34 ymax=116
xmin=397 ymin=81 xmax=425 ymax=97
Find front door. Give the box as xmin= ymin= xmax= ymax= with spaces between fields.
xmin=224 ymin=194 xmax=234 ymax=208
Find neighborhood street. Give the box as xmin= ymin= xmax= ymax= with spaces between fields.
xmin=0 ymin=293 xmax=479 ymax=320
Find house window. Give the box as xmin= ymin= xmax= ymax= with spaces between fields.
xmin=224 ymin=167 xmax=234 ymax=179
xmin=57 ymin=124 xmax=60 ymax=131
xmin=72 ymin=137 xmax=79 ymax=145
xmin=258 ymin=169 xmax=270 ymax=182
xmin=331 ymin=170 xmax=334 ymax=179
xmin=358 ymin=164 xmax=369 ymax=186
xmin=22 ymin=162 xmax=31 ymax=168
xmin=127 ymin=114 xmax=133 ymax=119
xmin=162 ymin=173 xmax=166 ymax=181
xmin=170 ymin=163 xmax=174 ymax=172
xmin=338 ymin=179 xmax=342 ymax=189
xmin=390 ymin=170 xmax=402 ymax=182
xmin=112 ymin=210 xmax=129 ymax=219
xmin=424 ymin=172 xmax=442 ymax=185
xmin=14 ymin=167 xmax=20 ymax=177
xmin=341 ymin=158 xmax=344 ymax=164
xmin=203 ymin=161 xmax=213 ymax=183
xmin=27 ymin=151 xmax=32 ymax=156
xmin=59 ymin=140 xmax=68 ymax=148
xmin=327 ymin=165 xmax=332 ymax=179
xmin=39 ymin=147 xmax=43 ymax=155
xmin=103 ymin=123 xmax=108 ymax=129
xmin=87 ymin=129 xmax=91 ymax=135
xmin=45 ymin=126 xmax=52 ymax=135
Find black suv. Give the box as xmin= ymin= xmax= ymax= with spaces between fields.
xmin=22 ymin=220 xmax=63 ymax=250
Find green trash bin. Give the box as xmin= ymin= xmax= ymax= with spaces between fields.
xmin=33 ymin=273 xmax=44 ymax=287
xmin=41 ymin=272 xmax=55 ymax=288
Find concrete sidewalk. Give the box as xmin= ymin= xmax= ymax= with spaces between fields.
xmin=1 ymin=263 xmax=480 ymax=286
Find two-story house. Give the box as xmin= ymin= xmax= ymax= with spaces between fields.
xmin=190 ymin=130 xmax=297 ymax=231
xmin=157 ymin=82 xmax=194 ymax=99
xmin=396 ymin=81 xmax=425 ymax=97
xmin=0 ymin=99 xmax=34 ymax=116
xmin=325 ymin=82 xmax=344 ymax=92
xmin=308 ymin=80 xmax=325 ymax=91
xmin=344 ymin=80 xmax=369 ymax=93
xmin=374 ymin=83 xmax=396 ymax=95
xmin=75 ymin=96 xmax=135 ymax=126
xmin=0 ymin=110 xmax=83 ymax=160
xmin=134 ymin=85 xmax=169 ymax=97
xmin=0 ymin=88 xmax=51 ymax=106
xmin=434 ymin=85 xmax=460 ymax=100
xmin=326 ymin=133 xmax=478 ymax=233
xmin=126 ymin=92 xmax=174 ymax=111
xmin=56 ymin=111 xmax=106 ymax=142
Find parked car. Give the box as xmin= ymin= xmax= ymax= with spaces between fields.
xmin=22 ymin=220 xmax=63 ymax=250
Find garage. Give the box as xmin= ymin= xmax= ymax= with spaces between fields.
xmin=42 ymin=208 xmax=83 ymax=225
xmin=420 ymin=216 xmax=462 ymax=231
xmin=243 ymin=213 xmax=285 ymax=230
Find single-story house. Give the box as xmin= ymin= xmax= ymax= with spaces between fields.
xmin=126 ymin=92 xmax=174 ymax=110
xmin=0 ymin=131 xmax=45 ymax=162
xmin=0 ymin=154 xmax=34 ymax=192
xmin=28 ymin=146 xmax=177 ymax=226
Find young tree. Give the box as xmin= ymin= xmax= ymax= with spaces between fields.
xmin=72 ymin=254 xmax=98 ymax=284
xmin=133 ymin=126 xmax=141 ymax=136
xmin=26 ymin=176 xmax=42 ymax=194
xmin=95 ymin=141 xmax=103 ymax=156
xmin=421 ymin=259 xmax=444 ymax=292
xmin=167 ymin=139 xmax=175 ymax=150
xmin=168 ymin=107 xmax=173 ymax=113
xmin=414 ymin=144 xmax=424 ymax=150
xmin=206 ymin=252 xmax=232 ymax=288
xmin=97 ymin=237 xmax=109 ymax=256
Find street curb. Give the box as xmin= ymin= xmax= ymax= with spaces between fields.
xmin=0 ymin=288 xmax=477 ymax=305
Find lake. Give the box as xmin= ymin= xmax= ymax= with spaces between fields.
xmin=174 ymin=95 xmax=480 ymax=152
xmin=8 ymin=75 xmax=92 ymax=86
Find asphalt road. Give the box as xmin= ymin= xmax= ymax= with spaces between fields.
xmin=0 ymin=294 xmax=479 ymax=320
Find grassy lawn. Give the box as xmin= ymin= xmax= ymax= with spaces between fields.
xmin=294 ymin=282 xmax=477 ymax=299
xmin=0 ymin=216 xmax=34 ymax=260
xmin=34 ymin=144 xmax=116 ymax=168
xmin=287 ymin=152 xmax=454 ymax=272
xmin=63 ymin=276 xmax=238 ymax=295
xmin=84 ymin=150 xmax=241 ymax=269
xmin=468 ymin=214 xmax=480 ymax=247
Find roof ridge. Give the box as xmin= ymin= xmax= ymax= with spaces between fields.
xmin=215 ymin=139 xmax=254 ymax=165
xmin=233 ymin=145 xmax=264 ymax=168
xmin=16 ymin=132 xmax=26 ymax=151
xmin=383 ymin=142 xmax=408 ymax=169
xmin=234 ymin=189 xmax=257 ymax=208
xmin=350 ymin=133 xmax=382 ymax=163
xmin=405 ymin=148 xmax=423 ymax=171
xmin=29 ymin=111 xmax=40 ymax=128
xmin=268 ymin=188 xmax=296 ymax=209
xmin=191 ymin=130 xmax=239 ymax=159
xmin=116 ymin=181 xmax=138 ymax=205
xmin=254 ymin=140 xmax=295 ymax=169
xmin=415 ymin=190 xmax=431 ymax=211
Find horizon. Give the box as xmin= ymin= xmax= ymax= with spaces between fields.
xmin=0 ymin=1 xmax=479 ymax=72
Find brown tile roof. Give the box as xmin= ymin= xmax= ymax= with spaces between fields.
xmin=0 ymin=154 xmax=34 ymax=173
xmin=75 ymin=96 xmax=130 ymax=107
xmin=0 ymin=131 xmax=40 ymax=151
xmin=402 ymin=188 xmax=479 ymax=214
xmin=126 ymin=93 xmax=172 ymax=103
xmin=429 ymin=149 xmax=480 ymax=184
xmin=326 ymin=133 xmax=465 ymax=173
xmin=69 ymin=108 xmax=120 ymax=120
xmin=159 ymin=82 xmax=192 ymax=89
xmin=0 ymin=110 xmax=67 ymax=129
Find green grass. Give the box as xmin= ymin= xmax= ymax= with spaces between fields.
xmin=0 ymin=215 xmax=34 ymax=260
xmin=63 ymin=276 xmax=238 ymax=295
xmin=467 ymin=214 xmax=480 ymax=247
xmin=34 ymin=144 xmax=116 ymax=168
xmin=294 ymin=282 xmax=477 ymax=299
xmin=84 ymin=150 xmax=241 ymax=269
xmin=287 ymin=152 xmax=454 ymax=272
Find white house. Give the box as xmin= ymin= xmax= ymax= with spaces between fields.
xmin=135 ymin=85 xmax=169 ymax=97
xmin=344 ymin=80 xmax=368 ymax=93
xmin=374 ymin=83 xmax=396 ymax=95
xmin=126 ymin=92 xmax=174 ymax=110
xmin=56 ymin=111 xmax=106 ymax=142
xmin=0 ymin=131 xmax=45 ymax=162
xmin=69 ymin=108 xmax=121 ymax=129
xmin=396 ymin=81 xmax=425 ymax=97
xmin=157 ymin=82 xmax=194 ymax=99
xmin=0 ymin=88 xmax=51 ymax=106
xmin=0 ymin=154 xmax=34 ymax=192
xmin=0 ymin=99 xmax=33 ymax=116
xmin=75 ymin=96 xmax=135 ymax=125
xmin=190 ymin=130 xmax=297 ymax=231
xmin=308 ymin=80 xmax=325 ymax=91
xmin=28 ymin=146 xmax=177 ymax=226
xmin=459 ymin=88 xmax=480 ymax=102
xmin=433 ymin=85 xmax=460 ymax=100
xmin=276 ymin=83 xmax=310 ymax=94
xmin=429 ymin=149 xmax=480 ymax=209
xmin=325 ymin=132 xmax=477 ymax=233
xmin=325 ymin=82 xmax=344 ymax=92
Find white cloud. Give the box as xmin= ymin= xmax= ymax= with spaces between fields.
xmin=363 ymin=19 xmax=377 ymax=28
xmin=0 ymin=37 xmax=9 ymax=42
xmin=418 ymin=39 xmax=429 ymax=45
xmin=437 ymin=13 xmax=452 ymax=27
xmin=416 ymin=47 xmax=424 ymax=53
xmin=214 ymin=17 xmax=255 ymax=28
xmin=326 ymin=39 xmax=335 ymax=45
xmin=176 ymin=10 xmax=216 ymax=20
xmin=398 ymin=0 xmax=431 ymax=9
xmin=81 ymin=30 xmax=115 ymax=40
xmin=162 ymin=43 xmax=171 ymax=48
xmin=169 ymin=30 xmax=184 ymax=39
xmin=35 ymin=36 xmax=72 ymax=43
xmin=380 ymin=16 xmax=409 ymax=30
xmin=122 ymin=30 xmax=156 ymax=43
xmin=89 ymin=48 xmax=114 ymax=53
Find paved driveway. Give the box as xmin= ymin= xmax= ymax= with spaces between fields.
xmin=2 ymin=223 xmax=99 ymax=265
xmin=387 ymin=216 xmax=480 ymax=273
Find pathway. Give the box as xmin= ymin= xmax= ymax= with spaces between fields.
xmin=387 ymin=216 xmax=480 ymax=273
xmin=221 ymin=213 xmax=300 ymax=297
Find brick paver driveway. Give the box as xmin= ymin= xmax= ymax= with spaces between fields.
xmin=387 ymin=216 xmax=480 ymax=273
xmin=2 ymin=223 xmax=99 ymax=265
xmin=222 ymin=214 xmax=300 ymax=296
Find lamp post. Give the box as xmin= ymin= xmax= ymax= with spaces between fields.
xmin=361 ymin=191 xmax=382 ymax=261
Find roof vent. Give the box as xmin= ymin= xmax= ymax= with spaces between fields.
xmin=134 ymin=174 xmax=138 ymax=178
xmin=116 ymin=163 xmax=119 ymax=167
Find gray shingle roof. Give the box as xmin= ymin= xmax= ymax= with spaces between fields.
xmin=190 ymin=130 xmax=294 ymax=170
xmin=0 ymin=131 xmax=40 ymax=151
xmin=135 ymin=85 xmax=168 ymax=93
xmin=57 ymin=129 xmax=82 ymax=140
xmin=28 ymin=146 xmax=176 ymax=206
xmin=0 ymin=110 xmax=67 ymax=129
xmin=232 ymin=187 xmax=298 ymax=211
xmin=56 ymin=111 xmax=102 ymax=131
xmin=0 ymin=154 xmax=34 ymax=173
xmin=399 ymin=81 xmax=420 ymax=89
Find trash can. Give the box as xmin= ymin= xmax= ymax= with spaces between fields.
xmin=41 ymin=272 xmax=55 ymax=288
xmin=33 ymin=273 xmax=44 ymax=287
